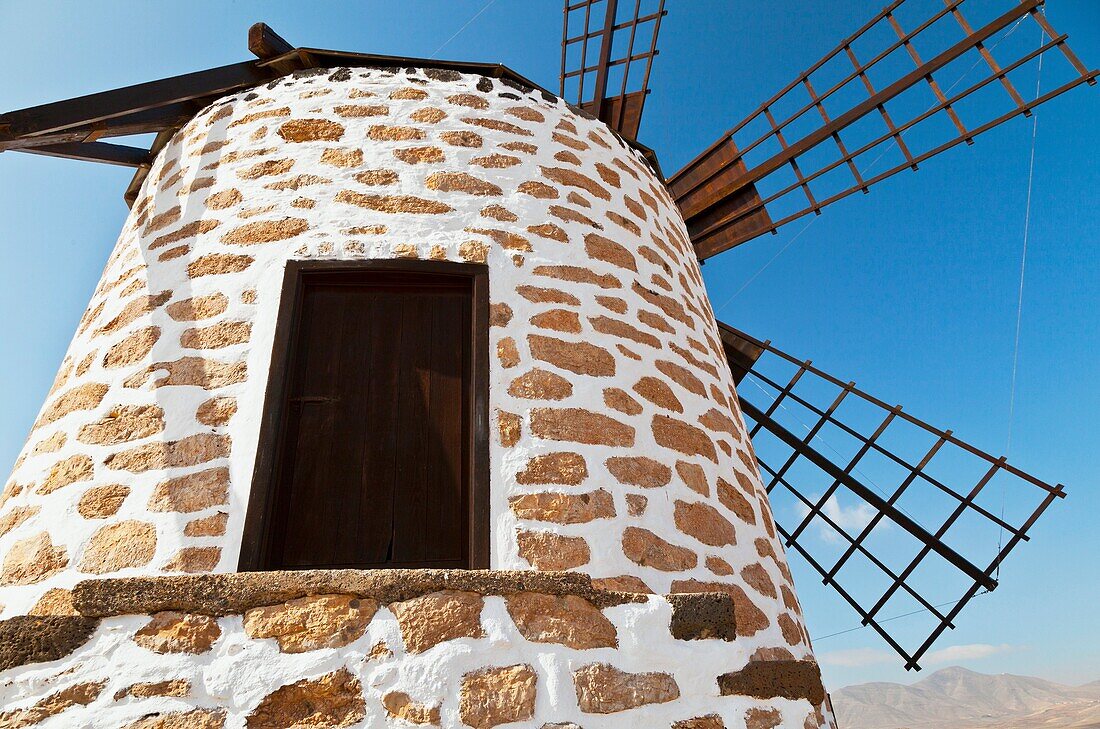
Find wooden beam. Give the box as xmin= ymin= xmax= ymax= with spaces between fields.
xmin=0 ymin=61 xmax=270 ymax=139
xmin=0 ymin=103 xmax=197 ymax=151
xmin=21 ymin=141 xmax=150 ymax=167
xmin=248 ymin=23 xmax=294 ymax=60
xmin=682 ymin=0 xmax=1039 ymax=226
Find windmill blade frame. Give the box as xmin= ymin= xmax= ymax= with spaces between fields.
xmin=560 ymin=0 xmax=668 ymax=139
xmin=672 ymin=0 xmax=1097 ymax=260
xmin=718 ymin=323 xmax=1066 ymax=670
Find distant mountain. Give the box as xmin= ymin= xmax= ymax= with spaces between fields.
xmin=832 ymin=666 xmax=1100 ymax=729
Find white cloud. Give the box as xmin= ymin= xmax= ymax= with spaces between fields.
xmin=922 ymin=643 xmax=1015 ymax=665
xmin=796 ymin=494 xmax=880 ymax=543
xmin=818 ymin=648 xmax=896 ymax=668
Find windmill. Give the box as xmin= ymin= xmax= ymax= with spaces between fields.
xmin=0 ymin=1 xmax=1094 ymax=726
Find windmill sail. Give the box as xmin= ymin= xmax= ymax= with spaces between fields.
xmin=559 ymin=0 xmax=667 ymax=139
xmin=718 ymin=323 xmax=1065 ymax=670
xmin=672 ymin=0 xmax=1097 ymax=260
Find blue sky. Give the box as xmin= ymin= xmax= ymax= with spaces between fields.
xmin=0 ymin=0 xmax=1096 ymax=690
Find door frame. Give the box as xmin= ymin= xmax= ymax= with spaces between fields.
xmin=238 ymin=258 xmax=491 ymax=572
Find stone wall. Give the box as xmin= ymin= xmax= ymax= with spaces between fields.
xmin=0 ymin=65 xmax=809 ymax=668
xmin=0 ymin=571 xmax=831 ymax=728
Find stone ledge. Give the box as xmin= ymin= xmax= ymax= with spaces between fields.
xmin=0 ymin=615 xmax=99 ymax=672
xmin=717 ymin=660 xmax=825 ymax=705
xmin=71 ymin=569 xmax=646 ymax=617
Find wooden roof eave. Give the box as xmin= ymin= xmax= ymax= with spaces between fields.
xmin=0 ymin=23 xmax=663 ymax=206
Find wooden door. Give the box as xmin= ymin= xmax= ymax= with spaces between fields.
xmin=243 ymin=263 xmax=488 ymax=571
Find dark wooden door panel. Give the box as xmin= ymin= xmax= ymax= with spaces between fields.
xmin=253 ymin=267 xmax=480 ymax=572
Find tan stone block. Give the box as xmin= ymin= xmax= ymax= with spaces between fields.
xmin=391 ymin=87 xmax=429 ymax=100
xmin=246 ymin=668 xmax=364 ymax=728
xmin=552 ymin=132 xmax=588 ymax=151
xmin=779 ymin=612 xmax=803 ymax=646
xmin=459 ymin=240 xmax=489 ymax=263
xmin=278 ymin=118 xmax=345 ymax=142
xmin=79 ymin=520 xmax=156 ymax=574
xmin=516 ymin=452 xmax=587 ymax=485
xmin=717 ymin=477 xmax=757 ymax=525
xmin=496 ymin=337 xmax=519 ymax=368
xmin=607 ymin=211 xmax=640 ymax=236
xmin=509 ymin=490 xmax=615 ymax=524
xmin=0 ymin=505 xmax=38 ymax=538
xmin=28 ymin=588 xmax=77 ymax=617
xmin=506 ymin=592 xmax=617 ymax=649
xmin=227 ymin=106 xmax=290 ymax=128
xmin=459 ymin=664 xmax=537 ymax=729
xmin=394 ymin=145 xmax=445 ymax=164
xmin=37 ymin=382 xmax=108 ymax=426
xmin=334 ymin=104 xmax=388 ymax=117
xmin=590 ymin=316 xmax=660 ymax=349
xmin=549 ymin=204 xmax=600 ymax=228
xmin=595 ymin=296 xmax=628 ymax=314
xmin=106 ymin=433 xmax=229 ymax=473
xmin=530 ymin=309 xmax=580 ymax=333
xmin=335 ymin=191 xmax=452 ymax=214
xmin=633 ymin=376 xmax=683 ymax=413
xmin=426 ymin=171 xmax=501 ymax=196
xmin=188 ymin=253 xmax=253 ymax=278
xmin=532 ymin=265 xmax=620 ymax=289
xmin=508 ymin=369 xmax=573 ymax=400
xmin=114 ymin=679 xmax=191 ymax=700
xmin=554 ymin=149 xmax=581 ymax=165
xmin=584 ymin=233 xmax=637 ymax=272
xmin=531 ymin=408 xmax=634 ymax=447
xmin=480 ymin=204 xmax=517 ymax=222
xmin=390 ymin=590 xmax=485 ymax=653
xmin=0 ymin=680 xmax=106 ymax=728
xmin=134 ymin=611 xmax=220 ymax=654
xmin=517 ymin=286 xmax=580 ymax=306
xmin=572 ymin=663 xmax=679 ymax=713
xmin=320 ymin=148 xmax=364 ymax=167
xmin=497 ymin=410 xmax=521 ymax=447
xmin=591 ymin=575 xmax=653 ymax=593
xmin=634 ymin=283 xmax=693 ymax=328
xmin=674 ymin=715 xmax=726 ymax=729
xmin=621 ymin=526 xmax=697 ymax=571
xmin=207 ymin=189 xmax=243 ymax=210
xmin=516 ymin=530 xmax=590 ymax=570
xmin=486 ymin=304 xmax=512 ymax=329
xmin=706 ymin=555 xmax=734 ymax=576
xmin=473 ymin=153 xmax=521 ymax=168
xmin=196 ymin=396 xmax=237 ymax=426
xmin=130 ymin=356 xmax=247 ymax=389
xmin=518 ymin=181 xmax=559 ymax=199
xmin=440 ymin=130 xmax=483 ymax=147
xmin=540 ymin=166 xmax=610 ymax=201
xmin=30 ymin=430 xmax=67 ymax=456
xmin=77 ymin=404 xmax=165 ymax=445
xmin=447 ymin=93 xmax=488 ymax=109
xmin=382 ymin=692 xmax=440 ymax=725
xmin=122 ymin=709 xmax=225 ymax=729
xmin=603 ymin=387 xmax=642 ymax=416
xmin=676 ymin=461 xmax=710 ymax=496
xmin=675 ymin=500 xmax=736 ymax=547
xmin=528 ymin=335 xmax=615 ymax=377
xmin=466 ymin=227 xmax=531 ymax=251
xmin=626 ymin=494 xmax=648 ymax=516
xmin=505 ymin=106 xmax=545 ymax=122
xmin=368 ymin=124 xmax=424 ymax=141
xmin=605 ymin=456 xmax=671 ymax=488
xmin=222 ymin=218 xmax=309 ymax=246
xmin=741 ymin=562 xmax=777 ymax=599
xmin=411 ymin=107 xmax=446 ymax=123
xmin=102 ymin=327 xmax=161 ymax=369
xmin=184 ymin=512 xmax=228 ymax=537
xmin=244 ymin=594 xmax=377 ymax=653
xmin=180 ymin=320 xmax=252 ymax=349
xmin=0 ymin=532 xmax=67 ymax=586
xmin=237 ymin=158 xmax=294 ymax=180
xmin=353 ymin=169 xmax=399 ymax=185
xmin=164 ymin=546 xmax=221 ymax=573
xmin=77 ymin=484 xmax=130 ymax=519
xmin=37 ymin=454 xmax=94 ymax=494
xmin=745 ymin=707 xmax=782 ymax=729
xmin=462 ymin=116 xmax=534 ymax=137
xmin=653 ymin=415 xmax=717 ymax=463
xmin=145 ymin=205 xmax=181 ymax=233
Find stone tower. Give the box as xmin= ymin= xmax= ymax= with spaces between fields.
xmin=0 ymin=64 xmax=832 ymax=728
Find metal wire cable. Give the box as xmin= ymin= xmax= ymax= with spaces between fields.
xmin=429 ymin=0 xmax=500 ymax=59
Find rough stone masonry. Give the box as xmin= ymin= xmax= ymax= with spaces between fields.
xmin=0 ymin=65 xmax=833 ymax=727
